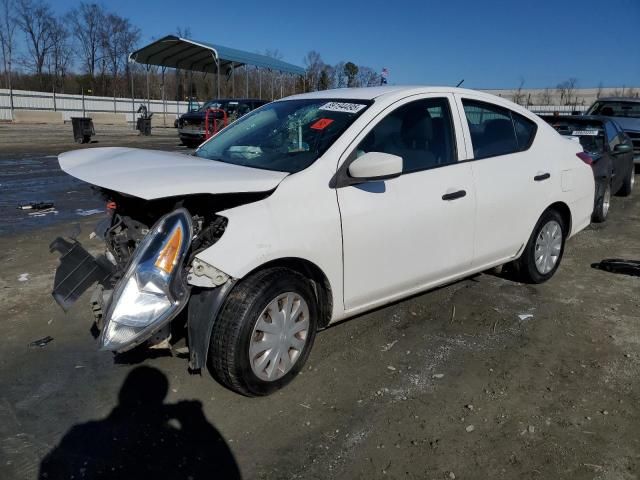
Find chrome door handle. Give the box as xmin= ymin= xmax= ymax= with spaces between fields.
xmin=534 ymin=173 xmax=550 ymax=181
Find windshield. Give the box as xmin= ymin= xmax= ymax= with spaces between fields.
xmin=195 ymin=99 xmax=371 ymax=173
xmin=550 ymin=120 xmax=605 ymax=154
xmin=587 ymin=101 xmax=640 ymax=118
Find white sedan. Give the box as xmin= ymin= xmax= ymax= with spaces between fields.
xmin=53 ymin=86 xmax=595 ymax=396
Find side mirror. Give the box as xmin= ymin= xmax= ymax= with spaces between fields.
xmin=348 ymin=152 xmax=403 ymax=182
xmin=614 ymin=143 xmax=632 ymax=154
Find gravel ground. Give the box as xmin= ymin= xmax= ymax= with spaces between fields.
xmin=0 ymin=127 xmax=638 ymax=479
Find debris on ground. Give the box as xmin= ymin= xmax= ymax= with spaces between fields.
xmin=592 ymin=258 xmax=640 ymax=277
xmin=75 ymin=208 xmax=104 ymax=217
xmin=27 ymin=207 xmax=58 ymax=217
xmin=381 ymin=340 xmax=398 ymax=352
xmin=465 ymin=425 xmax=475 ymax=433
xmin=18 ymin=273 xmax=29 ymax=282
xmin=518 ymin=313 xmax=534 ymax=321
xmin=18 ymin=201 xmax=54 ymax=211
xmin=29 ymin=336 xmax=53 ymax=348
xmin=432 ymin=373 xmax=445 ymax=379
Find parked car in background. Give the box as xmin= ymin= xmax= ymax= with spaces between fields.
xmin=542 ymin=115 xmax=634 ymax=222
xmin=177 ymin=98 xmax=268 ymax=147
xmin=51 ymin=86 xmax=594 ymax=396
xmin=585 ymin=98 xmax=640 ymax=168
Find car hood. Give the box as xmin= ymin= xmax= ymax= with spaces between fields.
xmin=605 ymin=116 xmax=640 ymax=132
xmin=58 ymin=147 xmax=288 ymax=200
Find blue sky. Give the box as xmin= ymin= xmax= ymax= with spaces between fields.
xmin=49 ymin=0 xmax=640 ymax=88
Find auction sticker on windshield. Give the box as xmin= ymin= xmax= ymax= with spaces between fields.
xmin=572 ymin=130 xmax=600 ymax=136
xmin=319 ymin=102 xmax=367 ymax=114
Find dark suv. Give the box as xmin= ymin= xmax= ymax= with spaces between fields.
xmin=586 ymin=98 xmax=640 ymax=168
xmin=177 ymin=98 xmax=268 ymax=148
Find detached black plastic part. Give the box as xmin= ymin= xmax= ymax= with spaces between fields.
xmin=50 ymin=237 xmax=115 ymax=311
xmin=187 ymin=281 xmax=236 ymax=371
xmin=591 ymin=259 xmax=640 ymax=277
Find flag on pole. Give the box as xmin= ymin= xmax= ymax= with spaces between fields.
xmin=380 ymin=68 xmax=389 ymax=85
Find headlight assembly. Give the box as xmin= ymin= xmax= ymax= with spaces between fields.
xmin=100 ymin=208 xmax=193 ymax=351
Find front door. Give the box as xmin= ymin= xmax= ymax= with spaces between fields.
xmin=337 ymin=95 xmax=476 ymax=311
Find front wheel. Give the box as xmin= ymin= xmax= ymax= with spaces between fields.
xmin=514 ymin=209 xmax=566 ymax=284
xmin=208 ymin=268 xmax=318 ymax=396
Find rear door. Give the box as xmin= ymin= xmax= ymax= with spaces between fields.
xmin=454 ymin=95 xmax=555 ymax=267
xmin=337 ymin=94 xmax=476 ymax=310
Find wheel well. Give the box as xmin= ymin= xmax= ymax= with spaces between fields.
xmin=546 ymin=201 xmax=572 ymax=235
xmin=245 ymin=258 xmax=333 ymax=330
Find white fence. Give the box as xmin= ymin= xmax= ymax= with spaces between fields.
xmin=0 ymin=88 xmax=195 ymax=123
xmin=0 ymin=88 xmax=589 ymax=123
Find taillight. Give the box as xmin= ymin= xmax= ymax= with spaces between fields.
xmin=576 ymin=151 xmax=593 ymax=165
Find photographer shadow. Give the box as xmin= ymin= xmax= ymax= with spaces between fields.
xmin=39 ymin=366 xmax=241 ymax=480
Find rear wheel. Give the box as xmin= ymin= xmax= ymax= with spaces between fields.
xmin=618 ymin=167 xmax=635 ymax=197
xmin=208 ymin=268 xmax=318 ymax=396
xmin=592 ymin=180 xmax=611 ymax=223
xmin=514 ymin=209 xmax=566 ymax=284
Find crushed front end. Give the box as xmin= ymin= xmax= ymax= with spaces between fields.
xmin=50 ymin=191 xmax=232 ymax=355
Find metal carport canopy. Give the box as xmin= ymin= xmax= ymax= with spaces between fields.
xmin=128 ymin=35 xmax=305 ymax=75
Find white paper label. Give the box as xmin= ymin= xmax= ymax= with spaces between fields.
xmin=319 ymin=102 xmax=367 ymax=114
xmin=571 ymin=130 xmax=599 ymax=136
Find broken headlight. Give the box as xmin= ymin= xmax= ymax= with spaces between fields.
xmin=100 ymin=208 xmax=193 ymax=351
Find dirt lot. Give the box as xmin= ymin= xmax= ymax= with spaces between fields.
xmin=0 ymin=127 xmax=639 ymax=479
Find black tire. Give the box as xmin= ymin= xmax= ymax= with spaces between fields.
xmin=208 ymin=268 xmax=318 ymax=396
xmin=592 ymin=180 xmax=611 ymax=223
xmin=514 ymin=209 xmax=566 ymax=284
xmin=617 ymin=167 xmax=635 ymax=197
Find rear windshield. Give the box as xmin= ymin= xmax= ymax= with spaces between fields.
xmin=549 ymin=120 xmax=605 ymax=154
xmin=587 ymin=101 xmax=640 ymax=118
xmin=195 ymin=99 xmax=371 ymax=173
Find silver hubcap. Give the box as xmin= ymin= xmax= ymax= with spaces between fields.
xmin=249 ymin=292 xmax=309 ymax=382
xmin=534 ymin=220 xmax=562 ymax=274
xmin=602 ymin=185 xmax=611 ymax=217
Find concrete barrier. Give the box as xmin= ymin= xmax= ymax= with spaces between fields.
xmin=151 ymin=114 xmax=177 ymax=128
xmin=90 ymin=112 xmax=128 ymax=125
xmin=13 ymin=110 xmax=64 ymax=124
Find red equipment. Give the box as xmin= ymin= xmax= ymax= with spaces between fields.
xmin=204 ymin=108 xmax=228 ymax=140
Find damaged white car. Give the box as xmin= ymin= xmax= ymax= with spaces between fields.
xmin=51 ymin=86 xmax=595 ymax=396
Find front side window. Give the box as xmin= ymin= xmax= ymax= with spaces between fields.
xmin=195 ymin=99 xmax=370 ymax=173
xmin=604 ymin=121 xmax=620 ymax=150
xmin=462 ymin=99 xmax=537 ymax=159
xmin=355 ymin=98 xmax=457 ymax=173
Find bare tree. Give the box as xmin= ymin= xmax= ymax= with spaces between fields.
xmin=355 ymin=66 xmax=379 ymax=87
xmin=68 ymin=2 xmax=105 ymax=80
xmin=556 ymin=77 xmax=578 ymax=106
xmin=303 ymin=50 xmax=324 ymax=91
xmin=596 ymin=81 xmax=603 ymax=99
xmin=101 ymin=13 xmax=140 ymax=95
xmin=537 ymin=88 xmax=552 ymax=105
xmin=46 ymin=16 xmax=71 ymax=92
xmin=15 ymin=0 xmax=55 ymax=79
xmin=511 ymin=77 xmax=526 ymax=105
xmin=0 ymin=0 xmax=17 ymax=91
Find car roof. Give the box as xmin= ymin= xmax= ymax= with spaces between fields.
xmin=550 ymin=115 xmax=608 ymax=123
xmin=203 ymin=98 xmax=265 ymax=103
xmin=284 ymin=85 xmax=493 ymax=101
xmin=593 ymin=97 xmax=640 ymax=103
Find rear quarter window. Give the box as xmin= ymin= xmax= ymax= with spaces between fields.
xmin=513 ymin=113 xmax=537 ymax=150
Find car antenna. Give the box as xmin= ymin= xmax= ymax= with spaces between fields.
xmin=456 ymin=79 xmax=464 ymax=87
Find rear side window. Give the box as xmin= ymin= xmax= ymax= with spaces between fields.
xmin=513 ymin=113 xmax=537 ymax=150
xmin=462 ymin=99 xmax=537 ymax=159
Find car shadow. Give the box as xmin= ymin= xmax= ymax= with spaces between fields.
xmin=39 ymin=366 xmax=241 ymax=479
xmin=591 ymin=258 xmax=640 ymax=277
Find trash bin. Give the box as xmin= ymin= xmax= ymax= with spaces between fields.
xmin=136 ymin=116 xmax=152 ymax=136
xmin=71 ymin=117 xmax=95 ymax=144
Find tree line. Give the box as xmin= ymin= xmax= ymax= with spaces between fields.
xmin=0 ymin=0 xmax=383 ymax=102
